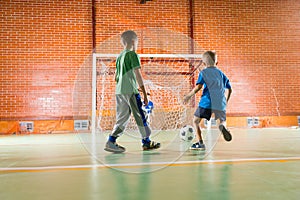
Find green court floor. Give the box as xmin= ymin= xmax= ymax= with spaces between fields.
xmin=0 ymin=128 xmax=300 ymax=200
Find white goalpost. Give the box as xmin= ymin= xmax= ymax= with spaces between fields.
xmin=91 ymin=53 xmax=202 ymax=135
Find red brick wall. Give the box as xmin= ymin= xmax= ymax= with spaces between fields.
xmin=0 ymin=0 xmax=92 ymax=121
xmin=0 ymin=0 xmax=299 ymax=132
xmin=193 ymin=0 xmax=300 ymax=116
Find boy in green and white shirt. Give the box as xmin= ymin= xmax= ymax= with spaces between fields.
xmin=104 ymin=30 xmax=160 ymax=153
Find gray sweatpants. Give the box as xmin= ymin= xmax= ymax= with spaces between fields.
xmin=111 ymin=93 xmax=151 ymax=139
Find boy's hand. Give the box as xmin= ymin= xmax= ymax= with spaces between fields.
xmin=183 ymin=84 xmax=202 ymax=105
xmin=183 ymin=95 xmax=191 ymax=105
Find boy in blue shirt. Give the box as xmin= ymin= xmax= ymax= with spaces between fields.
xmin=104 ymin=30 xmax=160 ymax=153
xmin=183 ymin=51 xmax=232 ymax=150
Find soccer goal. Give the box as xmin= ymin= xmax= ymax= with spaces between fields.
xmin=91 ymin=53 xmax=202 ymax=134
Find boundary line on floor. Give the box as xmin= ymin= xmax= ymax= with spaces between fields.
xmin=1 ymin=156 xmax=300 ymax=172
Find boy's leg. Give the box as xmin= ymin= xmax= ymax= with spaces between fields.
xmin=111 ymin=95 xmax=131 ymax=137
xmin=129 ymin=93 xmax=160 ymax=150
xmin=214 ymin=110 xmax=232 ymax=142
xmin=190 ymin=116 xmax=205 ymax=150
xmin=129 ymin=93 xmax=151 ymax=138
xmin=104 ymin=95 xmax=131 ymax=153
xmin=193 ymin=116 xmax=203 ymax=142
xmin=190 ymin=107 xmax=210 ymax=150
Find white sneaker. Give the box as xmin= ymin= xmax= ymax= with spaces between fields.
xmin=104 ymin=141 xmax=126 ymax=153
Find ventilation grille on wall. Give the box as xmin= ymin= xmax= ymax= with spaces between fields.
xmin=19 ymin=122 xmax=34 ymax=132
xmin=247 ymin=117 xmax=259 ymax=127
xmin=204 ymin=118 xmax=217 ymax=127
xmin=74 ymin=120 xmax=89 ymax=130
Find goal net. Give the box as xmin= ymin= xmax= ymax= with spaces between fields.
xmin=92 ymin=53 xmax=202 ymax=136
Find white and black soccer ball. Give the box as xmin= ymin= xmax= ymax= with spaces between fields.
xmin=179 ymin=125 xmax=195 ymax=142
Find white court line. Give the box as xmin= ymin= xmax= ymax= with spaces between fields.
xmin=1 ymin=156 xmax=300 ymax=172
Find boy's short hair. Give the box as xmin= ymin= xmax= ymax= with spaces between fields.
xmin=202 ymin=51 xmax=217 ymax=66
xmin=121 ymin=30 xmax=138 ymax=46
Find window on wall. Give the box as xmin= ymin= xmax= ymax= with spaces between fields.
xmin=74 ymin=120 xmax=89 ymax=130
xmin=247 ymin=117 xmax=259 ymax=127
xmin=19 ymin=122 xmax=34 ymax=132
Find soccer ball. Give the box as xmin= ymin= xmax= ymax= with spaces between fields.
xmin=180 ymin=125 xmax=195 ymax=142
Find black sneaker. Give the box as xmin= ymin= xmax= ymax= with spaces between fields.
xmin=142 ymin=141 xmax=161 ymax=151
xmin=190 ymin=142 xmax=206 ymax=150
xmin=219 ymin=124 xmax=232 ymax=142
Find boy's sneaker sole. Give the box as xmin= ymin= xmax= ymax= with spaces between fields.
xmin=219 ymin=124 xmax=232 ymax=142
xmin=190 ymin=147 xmax=206 ymax=151
xmin=104 ymin=141 xmax=126 ymax=153
xmin=143 ymin=141 xmax=161 ymax=151
xmin=190 ymin=143 xmax=206 ymax=151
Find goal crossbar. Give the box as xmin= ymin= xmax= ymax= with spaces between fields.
xmin=94 ymin=53 xmax=202 ymax=58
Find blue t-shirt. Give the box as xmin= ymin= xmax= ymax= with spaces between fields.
xmin=196 ymin=67 xmax=231 ymax=111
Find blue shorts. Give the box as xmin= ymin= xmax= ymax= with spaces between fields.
xmin=194 ymin=107 xmax=226 ymax=122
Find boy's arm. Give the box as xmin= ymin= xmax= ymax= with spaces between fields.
xmin=134 ymin=68 xmax=148 ymax=106
xmin=183 ymin=84 xmax=202 ymax=104
xmin=227 ymin=88 xmax=232 ymax=103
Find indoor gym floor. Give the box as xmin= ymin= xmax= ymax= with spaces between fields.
xmin=0 ymin=128 xmax=299 ymax=200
